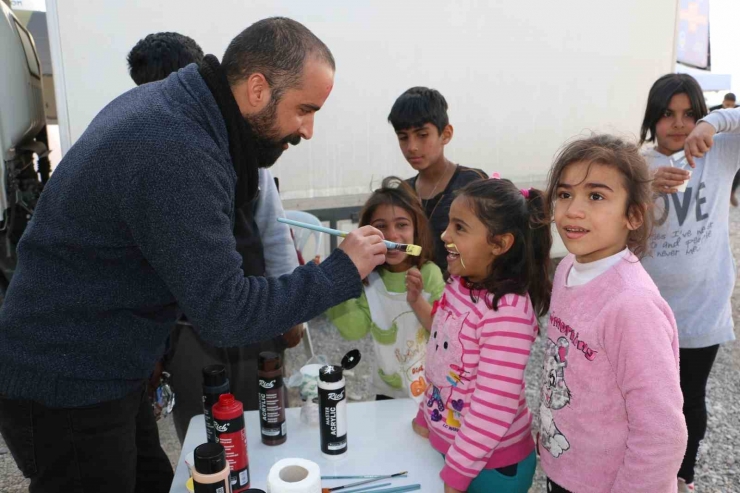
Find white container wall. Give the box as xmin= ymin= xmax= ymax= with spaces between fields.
xmin=47 ymin=0 xmax=677 ymax=202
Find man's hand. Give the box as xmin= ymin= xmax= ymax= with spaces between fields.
xmin=684 ymin=121 xmax=717 ymax=167
xmin=282 ymin=324 xmax=304 ymax=348
xmin=651 ymin=166 xmax=690 ymax=195
xmin=406 ymin=267 xmax=423 ymax=303
xmin=338 ymin=226 xmax=387 ymax=279
xmin=444 ymin=484 xmax=464 ymax=493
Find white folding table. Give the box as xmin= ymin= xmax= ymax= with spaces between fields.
xmin=169 ymin=398 xmax=445 ymax=492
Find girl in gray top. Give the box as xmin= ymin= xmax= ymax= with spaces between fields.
xmin=639 ymin=73 xmax=740 ymax=493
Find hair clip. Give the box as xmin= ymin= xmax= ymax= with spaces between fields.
xmin=490 ymin=172 xmax=501 ymax=180
xmin=520 ymin=188 xmax=530 ymax=198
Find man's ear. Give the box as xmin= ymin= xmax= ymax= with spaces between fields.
xmin=441 ymin=124 xmax=454 ymax=145
xmin=234 ymin=72 xmax=271 ymax=113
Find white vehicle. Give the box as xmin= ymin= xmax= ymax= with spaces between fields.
xmin=0 ymin=2 xmax=49 ymax=296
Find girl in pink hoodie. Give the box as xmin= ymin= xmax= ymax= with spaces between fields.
xmin=411 ymin=176 xmax=552 ymax=493
xmin=539 ymin=135 xmax=687 ymax=492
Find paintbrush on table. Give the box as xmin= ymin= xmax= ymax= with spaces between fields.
xmin=345 ymin=486 xmax=420 ymax=493
xmin=336 ymin=483 xmax=391 ymax=493
xmin=278 ymin=218 xmax=422 ymax=256
xmin=321 ymin=471 xmax=408 ymax=493
xmin=321 ymin=474 xmax=408 ymax=480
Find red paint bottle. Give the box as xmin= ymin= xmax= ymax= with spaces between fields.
xmin=212 ymin=393 xmax=250 ymax=492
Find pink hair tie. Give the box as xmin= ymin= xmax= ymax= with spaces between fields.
xmin=490 ymin=172 xmax=501 ymax=180
xmin=520 ymin=188 xmax=530 ymax=198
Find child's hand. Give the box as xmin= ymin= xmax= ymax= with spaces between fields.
xmin=411 ymin=418 xmax=430 ymax=439
xmin=652 ymin=166 xmax=690 ymax=194
xmin=444 ymin=484 xmax=464 ymax=493
xmin=684 ymin=121 xmax=717 ymax=167
xmin=406 ymin=267 xmax=424 ymax=303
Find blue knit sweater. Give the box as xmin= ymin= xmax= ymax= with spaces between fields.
xmin=0 ymin=65 xmax=361 ymax=407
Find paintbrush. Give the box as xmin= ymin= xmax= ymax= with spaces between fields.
xmin=278 ymin=218 xmax=422 ymax=256
xmin=350 ymin=486 xmax=420 ymax=493
xmin=336 ymin=483 xmax=391 ymax=493
xmin=321 ymin=471 xmax=408 ymax=492
xmin=321 ymin=474 xmax=408 ymax=480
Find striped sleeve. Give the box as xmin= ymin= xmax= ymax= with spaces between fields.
xmin=441 ymin=295 xmax=536 ymax=491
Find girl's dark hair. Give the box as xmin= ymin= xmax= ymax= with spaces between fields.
xmin=640 ymin=73 xmax=708 ymax=145
xmin=359 ymin=176 xmax=435 ymax=272
xmin=544 ymin=134 xmax=654 ymax=258
xmin=456 ymin=179 xmax=552 ymax=318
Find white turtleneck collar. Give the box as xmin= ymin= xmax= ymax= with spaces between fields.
xmin=566 ymin=248 xmax=629 ymax=287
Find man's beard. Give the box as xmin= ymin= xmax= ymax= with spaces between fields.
xmin=246 ymin=98 xmax=302 ymax=168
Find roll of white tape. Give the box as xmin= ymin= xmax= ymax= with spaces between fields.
xmin=266 ymin=458 xmax=321 ymax=493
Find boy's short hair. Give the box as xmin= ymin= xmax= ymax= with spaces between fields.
xmin=725 ymin=93 xmax=737 ymax=102
xmin=387 ymin=87 xmax=449 ymax=134
xmin=127 ymin=32 xmax=204 ymax=86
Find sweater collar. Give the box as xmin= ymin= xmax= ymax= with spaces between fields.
xmin=198 ymin=54 xmax=259 ymax=208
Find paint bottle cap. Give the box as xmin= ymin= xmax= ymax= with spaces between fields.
xmin=319 ymin=365 xmax=343 ymax=383
xmin=202 ymin=365 xmax=227 ymax=387
xmin=194 ymin=443 xmax=227 ymax=474
xmin=341 ymin=349 xmax=361 ymax=371
xmin=259 ymin=351 xmax=282 ymax=372
xmin=216 ymin=393 xmax=239 ymax=410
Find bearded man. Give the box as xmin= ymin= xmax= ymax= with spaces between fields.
xmin=0 ymin=17 xmax=386 ymax=493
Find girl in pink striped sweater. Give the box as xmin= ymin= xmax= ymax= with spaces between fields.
xmin=412 ymin=176 xmax=552 ymax=493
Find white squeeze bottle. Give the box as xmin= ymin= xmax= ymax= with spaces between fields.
xmin=317 ymin=350 xmax=361 ymax=459
xmin=318 ymin=365 xmax=348 ymax=459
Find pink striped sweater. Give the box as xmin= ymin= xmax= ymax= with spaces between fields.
xmin=414 ymin=277 xmax=537 ymax=491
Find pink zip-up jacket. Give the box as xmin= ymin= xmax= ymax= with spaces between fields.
xmin=538 ymin=254 xmax=687 ymax=492
xmin=414 ymin=277 xmax=537 ymax=491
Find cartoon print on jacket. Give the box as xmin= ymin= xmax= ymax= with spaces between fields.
xmin=540 ymin=337 xmax=572 ymax=458
xmin=425 ymin=309 xmax=466 ymax=429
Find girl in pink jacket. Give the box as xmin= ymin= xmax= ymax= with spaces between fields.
xmin=412 ymin=176 xmax=552 ymax=493
xmin=539 ymin=135 xmax=687 ymax=492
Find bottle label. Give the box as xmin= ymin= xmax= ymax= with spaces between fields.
xmin=259 ymin=377 xmax=286 ymax=440
xmin=202 ymin=393 xmax=221 ymax=444
xmin=192 ymin=478 xmax=229 ymax=493
xmin=214 ymin=415 xmax=250 ymax=491
xmin=318 ymin=384 xmax=347 ymax=455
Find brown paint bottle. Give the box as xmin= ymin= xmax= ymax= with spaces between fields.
xmin=257 ymin=351 xmax=287 ymax=445
xmin=192 ymin=443 xmax=232 ymax=493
